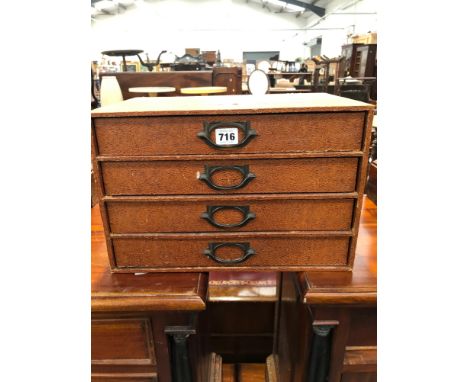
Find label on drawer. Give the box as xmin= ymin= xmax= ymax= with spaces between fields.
xmin=215 ymin=128 xmax=238 ymax=145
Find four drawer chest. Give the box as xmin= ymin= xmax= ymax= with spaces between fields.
xmin=91 ymin=93 xmax=374 ymax=273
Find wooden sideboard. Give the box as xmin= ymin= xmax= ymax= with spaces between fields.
xmin=100 ymin=67 xmax=242 ymax=100
xmin=272 ymin=197 xmax=377 ymax=382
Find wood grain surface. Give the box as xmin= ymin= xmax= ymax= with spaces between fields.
xmin=105 ymin=196 xmax=355 ymax=233
xmin=111 ymin=233 xmax=351 ymax=269
xmin=100 ymin=157 xmax=359 ymax=196
xmin=93 ymin=112 xmax=365 ymax=156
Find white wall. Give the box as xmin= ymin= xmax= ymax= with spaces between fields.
xmin=303 ymin=0 xmax=377 ymax=58
xmin=91 ymin=0 xmax=310 ymax=63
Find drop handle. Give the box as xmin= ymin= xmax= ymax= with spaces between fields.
xmin=201 ymin=206 xmax=256 ymax=229
xmin=198 ymin=165 xmax=256 ymax=190
xmin=197 ymin=121 xmax=257 ymax=149
xmin=203 ymin=242 xmax=256 ymax=264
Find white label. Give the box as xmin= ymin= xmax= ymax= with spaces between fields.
xmin=215 ymin=128 xmax=239 ymax=146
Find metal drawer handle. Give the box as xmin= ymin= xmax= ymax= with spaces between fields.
xmin=199 ymin=165 xmax=256 ymax=190
xmin=203 ymin=242 xmax=255 ymax=264
xmin=201 ymin=206 xmax=256 ymax=228
xmin=197 ymin=121 xmax=257 ymax=149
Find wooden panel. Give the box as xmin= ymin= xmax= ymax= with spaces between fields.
xmin=102 ymin=71 xmax=213 ymax=99
xmin=342 ymin=346 xmax=377 ymax=373
xmin=222 ymin=364 xmax=236 ymax=382
xmin=212 ymin=67 xmax=242 ymax=95
xmin=221 ymin=363 xmax=269 ymax=382
xmin=91 ymin=375 xmax=157 ymax=382
xmin=112 ymin=234 xmax=350 ymax=270
xmin=238 ymin=364 xmax=266 ymax=382
xmin=93 ymin=112 xmax=365 ymax=156
xmin=100 ymin=158 xmax=359 ymax=196
xmin=106 ymin=196 xmax=355 ymax=233
xmin=91 ymin=318 xmax=156 ymax=365
xmin=347 ymin=309 xmax=377 ymax=346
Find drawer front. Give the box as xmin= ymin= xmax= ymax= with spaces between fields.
xmin=106 ymin=197 xmax=355 ymax=233
xmin=91 ymin=318 xmax=156 ymax=366
xmin=100 ymin=158 xmax=359 ymax=196
xmin=93 ymin=112 xmax=365 ymax=156
xmin=112 ymin=235 xmax=350 ymax=269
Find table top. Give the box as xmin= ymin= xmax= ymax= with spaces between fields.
xmin=180 ymin=86 xmax=227 ymax=95
xmin=101 ymin=49 xmax=143 ymax=57
xmin=269 ymin=87 xmax=298 ymax=92
xmin=129 ymin=86 xmax=176 ymax=93
xmin=91 ymin=206 xmax=207 ymax=312
xmin=298 ymin=197 xmax=377 ymax=305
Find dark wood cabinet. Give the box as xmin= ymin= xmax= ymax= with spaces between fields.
xmin=340 ymin=44 xmax=377 ymax=79
xmin=340 ymin=44 xmax=377 ymax=99
xmin=100 ymin=68 xmax=242 ymax=100
xmin=212 ymin=67 xmax=242 ymax=95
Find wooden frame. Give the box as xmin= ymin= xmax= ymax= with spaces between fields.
xmin=120 ymin=61 xmax=140 ymax=73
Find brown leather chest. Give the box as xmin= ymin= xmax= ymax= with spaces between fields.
xmin=91 ymin=93 xmax=374 ymax=272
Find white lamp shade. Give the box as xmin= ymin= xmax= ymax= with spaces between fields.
xmin=100 ymin=76 xmax=123 ymax=106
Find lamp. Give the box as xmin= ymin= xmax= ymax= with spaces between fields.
xmin=100 ymin=76 xmax=123 ymax=106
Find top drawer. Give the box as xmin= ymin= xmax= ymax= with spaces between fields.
xmin=93 ymin=112 xmax=366 ymax=156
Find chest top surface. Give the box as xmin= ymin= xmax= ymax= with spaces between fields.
xmin=91 ymin=93 xmax=374 ymax=118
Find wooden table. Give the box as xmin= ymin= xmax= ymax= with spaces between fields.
xmin=128 ymin=86 xmax=176 ymax=97
xmin=180 ymin=86 xmax=227 ymax=95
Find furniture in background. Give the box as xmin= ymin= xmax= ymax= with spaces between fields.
xmin=212 ymin=66 xmax=242 ymax=95
xmin=172 ymin=53 xmax=208 ymax=71
xmin=100 ymin=67 xmax=242 ymax=99
xmin=340 ymin=44 xmax=377 ymax=99
xmin=310 ymin=56 xmax=343 ymax=94
xmin=92 ymin=69 xmax=99 ymax=109
xmin=271 ymin=197 xmax=377 ymax=382
xmin=128 ymin=86 xmax=176 ymax=97
xmin=247 ymin=69 xmax=270 ymax=94
xmin=180 ymin=86 xmax=227 ymax=95
xmin=365 ymin=115 xmax=377 ymax=204
xmin=102 ymin=49 xmax=168 ymax=72
xmin=366 ymin=161 xmax=377 ymax=205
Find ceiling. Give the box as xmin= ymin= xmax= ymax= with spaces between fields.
xmin=91 ymin=0 xmax=337 ymax=21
